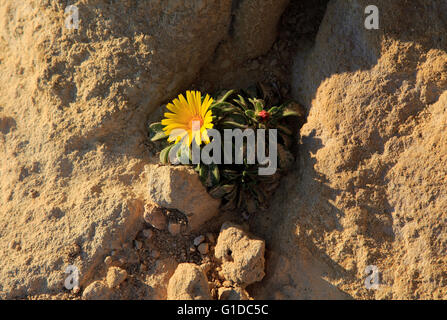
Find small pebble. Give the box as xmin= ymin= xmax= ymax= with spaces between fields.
xmin=104 ymin=256 xmax=113 ymax=266
xmin=198 ymin=243 xmax=209 ymax=255
xmin=189 ymin=246 xmax=196 ymax=252
xmin=193 ymin=235 xmax=205 ymax=246
xmin=9 ymin=240 xmax=19 ymax=250
xmin=223 ymin=280 xmax=232 ymax=288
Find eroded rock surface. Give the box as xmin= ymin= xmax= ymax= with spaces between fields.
xmin=215 ymin=222 xmax=265 ymax=287
xmin=146 ymin=165 xmax=221 ymax=232
xmin=218 ymin=286 xmax=251 ymax=300
xmin=252 ymin=0 xmax=447 ymax=300
xmin=0 ymin=0 xmax=233 ymax=298
xmin=1 ymin=0 xmax=446 ymax=301
xmin=167 ymin=263 xmax=211 ymax=300
xmin=106 ymin=267 xmax=127 ymax=289
xmin=82 ymin=281 xmax=112 ymax=300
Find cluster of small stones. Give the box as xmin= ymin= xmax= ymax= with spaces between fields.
xmin=81 ymin=219 xmax=265 ymax=300
xmin=81 ymin=166 xmax=266 ymax=300
xmin=167 ymin=221 xmax=265 ymax=300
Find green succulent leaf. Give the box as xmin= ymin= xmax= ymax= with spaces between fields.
xmin=219 ymin=105 xmax=240 ymax=113
xmin=220 ymin=121 xmax=248 ymax=129
xmin=226 ymin=113 xmax=248 ymax=125
xmin=249 ymin=99 xmax=264 ymax=112
xmin=282 ymin=108 xmax=302 ymax=118
xmin=149 ymin=85 xmax=303 ymax=215
xmin=245 ymin=109 xmax=255 ymax=118
xmin=210 ymin=164 xmax=220 ymax=185
xmin=210 ymin=101 xmax=233 ymax=112
xmin=160 ymin=144 xmax=174 ymax=164
xmin=216 ymin=90 xmax=235 ymax=104
xmin=198 ymin=165 xmax=208 ymax=183
xmin=149 ymin=122 xmax=164 ymax=133
xmin=268 ymin=106 xmax=280 ymax=115
xmin=151 ymin=130 xmax=168 ymax=142
xmin=234 ymin=95 xmax=248 ymax=109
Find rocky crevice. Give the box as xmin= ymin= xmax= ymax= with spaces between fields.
xmin=1 ymin=0 xmax=446 ymax=300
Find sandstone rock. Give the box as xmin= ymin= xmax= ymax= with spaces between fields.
xmin=252 ymin=0 xmax=447 ymax=300
xmin=2 ymin=0 xmax=445 ymax=301
xmin=200 ymin=262 xmax=212 ymax=274
xmin=147 ymin=165 xmax=221 ymax=231
xmin=218 ymin=286 xmax=250 ymax=300
xmin=106 ymin=267 xmax=127 ymax=289
xmin=143 ymin=202 xmax=167 ymax=230
xmin=215 ymin=222 xmax=265 ymax=286
xmin=145 ymin=258 xmax=179 ymax=300
xmin=201 ymin=0 xmax=290 ymax=87
xmin=82 ymin=281 xmax=112 ymax=300
xmin=104 ymin=256 xmax=112 ymax=266
xmin=167 ymin=263 xmax=211 ymax=300
xmin=0 ymin=0 xmax=233 ymax=298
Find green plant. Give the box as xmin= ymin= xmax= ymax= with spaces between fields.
xmin=148 ymin=83 xmax=305 ymax=215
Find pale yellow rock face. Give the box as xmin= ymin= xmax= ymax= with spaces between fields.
xmin=167 ymin=263 xmax=211 ymax=300
xmin=0 ymin=0 xmax=232 ymax=298
xmin=252 ymin=0 xmax=447 ymax=300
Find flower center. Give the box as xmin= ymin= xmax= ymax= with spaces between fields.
xmin=189 ymin=116 xmax=204 ymax=130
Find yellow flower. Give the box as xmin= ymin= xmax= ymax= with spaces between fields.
xmin=161 ymin=90 xmax=214 ymax=146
